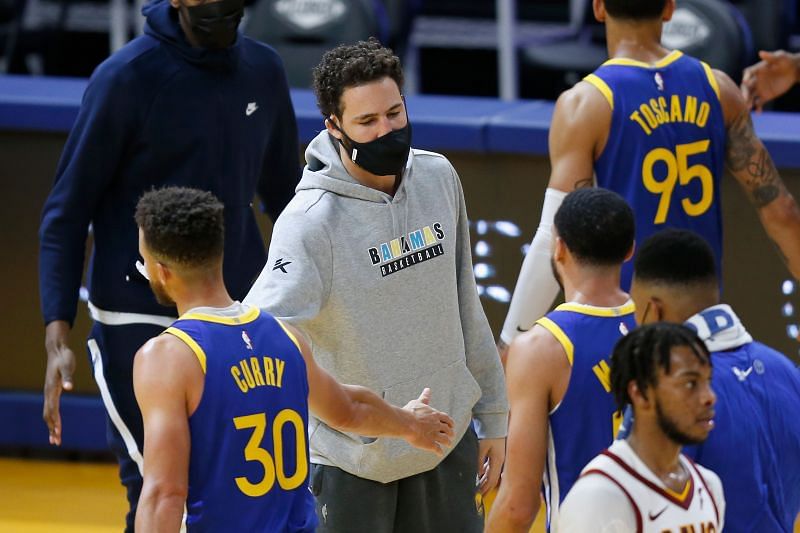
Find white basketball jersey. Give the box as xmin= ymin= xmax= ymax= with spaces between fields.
xmin=558 ymin=439 xmax=725 ymax=533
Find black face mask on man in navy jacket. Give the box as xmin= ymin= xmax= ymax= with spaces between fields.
xmin=175 ymin=0 xmax=244 ymax=49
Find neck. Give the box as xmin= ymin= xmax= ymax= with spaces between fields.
xmin=653 ymin=285 xmax=719 ymax=323
xmin=562 ymin=265 xmax=629 ymax=307
xmin=173 ymin=278 xmax=235 ymax=316
xmin=627 ymin=425 xmax=683 ymax=480
xmin=338 ymin=143 xmax=398 ymax=196
xmin=605 ymin=18 xmax=670 ymax=63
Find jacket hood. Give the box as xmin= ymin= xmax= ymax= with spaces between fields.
xmin=298 ymin=130 xmax=412 ymax=203
xmin=142 ymin=0 xmax=241 ymax=69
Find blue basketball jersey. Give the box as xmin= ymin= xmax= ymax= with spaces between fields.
xmin=585 ymin=51 xmax=727 ymax=289
xmin=616 ymin=305 xmax=800 ymax=532
xmin=164 ymin=305 xmax=316 ymax=533
xmin=681 ymin=338 xmax=800 ymax=531
xmin=536 ymin=300 xmax=637 ymax=532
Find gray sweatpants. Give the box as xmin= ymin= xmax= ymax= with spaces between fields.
xmin=309 ymin=428 xmax=483 ymax=533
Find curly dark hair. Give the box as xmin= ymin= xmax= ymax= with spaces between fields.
xmin=312 ymin=38 xmax=404 ymax=118
xmin=554 ymin=187 xmax=635 ymax=267
xmin=610 ymin=322 xmax=711 ymax=410
xmin=135 ymin=187 xmax=224 ymax=269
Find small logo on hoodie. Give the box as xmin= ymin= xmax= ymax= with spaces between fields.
xmin=368 ymin=223 xmax=445 ymax=277
xmin=273 ymin=258 xmax=292 ymax=273
xmin=246 ymin=102 xmax=258 ymax=116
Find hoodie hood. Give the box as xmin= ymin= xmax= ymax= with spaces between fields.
xmin=298 ymin=130 xmax=412 ymax=203
xmin=143 ymin=0 xmax=241 ymax=69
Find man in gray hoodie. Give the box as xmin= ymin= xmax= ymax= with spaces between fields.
xmin=245 ymin=39 xmax=508 ymax=532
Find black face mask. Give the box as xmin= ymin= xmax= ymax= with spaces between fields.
xmin=333 ymin=120 xmax=412 ymax=177
xmin=180 ymin=0 xmax=244 ymax=49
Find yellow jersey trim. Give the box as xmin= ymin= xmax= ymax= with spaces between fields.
xmin=555 ymin=300 xmax=636 ymax=317
xmin=665 ymin=477 xmax=693 ymax=502
xmin=603 ymin=50 xmax=683 ymax=69
xmin=536 ymin=317 xmax=575 ymax=366
xmin=583 ymin=74 xmax=614 ymax=110
xmin=276 ymin=319 xmax=302 ymax=353
xmin=180 ymin=306 xmax=260 ymax=325
xmin=164 ymin=326 xmax=207 ymax=374
xmin=700 ymin=61 xmax=721 ymax=101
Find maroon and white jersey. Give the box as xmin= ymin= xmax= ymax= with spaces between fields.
xmin=558 ymin=439 xmax=725 ymax=533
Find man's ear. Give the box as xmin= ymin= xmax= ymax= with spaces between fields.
xmin=651 ymin=296 xmax=665 ymax=322
xmin=663 ymin=0 xmax=676 ymax=22
xmin=156 ymin=262 xmax=171 ymax=285
xmin=325 ymin=117 xmax=343 ymax=140
xmin=624 ymin=241 xmax=635 ymax=263
xmin=593 ymin=0 xmax=606 ymax=23
xmin=628 ymin=380 xmax=652 ymax=409
xmin=553 ymin=235 xmax=566 ymax=262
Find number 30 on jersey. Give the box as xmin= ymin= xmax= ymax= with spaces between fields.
xmin=232 ymin=409 xmax=308 ymax=497
xmin=642 ymin=140 xmax=713 ymax=224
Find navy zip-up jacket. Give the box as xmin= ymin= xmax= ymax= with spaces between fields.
xmin=39 ymin=0 xmax=300 ymax=326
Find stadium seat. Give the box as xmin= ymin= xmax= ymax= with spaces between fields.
xmin=520 ymin=0 xmax=750 ymax=88
xmin=729 ymin=0 xmax=787 ymax=54
xmin=661 ymin=0 xmax=748 ymax=76
xmin=244 ymin=0 xmax=384 ymax=88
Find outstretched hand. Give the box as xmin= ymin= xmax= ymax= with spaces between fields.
xmin=402 ymin=388 xmax=455 ymax=455
xmin=741 ymin=50 xmax=800 ymax=112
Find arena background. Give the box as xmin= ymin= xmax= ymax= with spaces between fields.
xmin=1 ymin=128 xmax=799 ymax=397
xmin=2 ymin=0 xmax=800 ymax=529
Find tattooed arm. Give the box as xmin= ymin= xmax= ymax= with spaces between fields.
xmin=716 ymin=69 xmax=800 ymax=278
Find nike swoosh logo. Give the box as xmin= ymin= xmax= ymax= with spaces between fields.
xmin=648 ymin=506 xmax=668 ymax=521
xmin=246 ymin=103 xmax=258 ymax=116
xmin=516 ymin=325 xmax=532 ymax=333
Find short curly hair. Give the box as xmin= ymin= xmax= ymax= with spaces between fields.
xmin=312 ymin=38 xmax=404 ymax=118
xmin=554 ymin=188 xmax=635 ymax=267
xmin=135 ymin=187 xmax=224 ymax=269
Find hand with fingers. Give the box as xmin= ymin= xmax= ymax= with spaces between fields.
xmin=741 ymin=50 xmax=800 ymax=112
xmin=477 ymin=437 xmax=506 ymax=495
xmin=402 ymin=388 xmax=456 ymax=455
xmin=43 ymin=320 xmax=76 ymax=446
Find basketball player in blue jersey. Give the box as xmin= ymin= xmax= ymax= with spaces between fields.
xmin=627 ymin=228 xmax=800 ymax=532
xmin=131 ymin=187 xmax=456 ymax=532
xmin=499 ymin=0 xmax=800 ymax=360
xmin=559 ymin=323 xmax=724 ymax=533
xmin=486 ymin=188 xmax=638 ymax=533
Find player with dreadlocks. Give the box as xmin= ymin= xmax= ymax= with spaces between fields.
xmin=559 ymin=323 xmax=725 ymax=532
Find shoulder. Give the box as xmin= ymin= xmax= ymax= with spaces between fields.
xmin=557 ymin=80 xmax=614 ymax=116
xmin=711 ymin=68 xmax=747 ymax=126
xmin=691 ymin=460 xmax=725 ymax=505
xmin=560 ymin=470 xmax=638 ymax=533
xmin=137 ymin=332 xmax=196 ymax=367
xmin=549 ymin=82 xmax=611 ymax=154
xmin=507 ymin=322 xmax=571 ymax=384
xmin=239 ymin=37 xmax=288 ymax=71
xmin=270 ymin=194 xmax=333 ymax=248
xmin=134 ymin=332 xmax=202 ymax=392
xmin=86 ymin=36 xmax=176 ymax=104
xmin=410 ymin=149 xmax=457 ymax=176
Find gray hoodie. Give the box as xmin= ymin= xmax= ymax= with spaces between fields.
xmin=245 ymin=131 xmax=507 ymax=483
